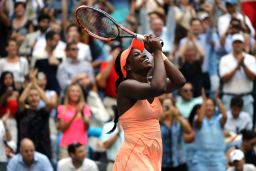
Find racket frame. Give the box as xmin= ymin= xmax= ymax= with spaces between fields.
xmin=74 ymin=5 xmax=144 ymax=41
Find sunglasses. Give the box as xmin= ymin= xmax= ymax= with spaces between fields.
xmin=69 ymin=48 xmax=79 ymax=51
xmin=182 ymin=89 xmax=193 ymax=93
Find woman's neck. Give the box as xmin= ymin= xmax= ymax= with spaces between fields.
xmin=69 ymin=101 xmax=79 ymax=106
xmin=7 ymin=55 xmax=18 ymax=62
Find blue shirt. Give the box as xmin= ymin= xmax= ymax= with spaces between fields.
xmin=161 ymin=121 xmax=186 ymax=168
xmin=193 ymin=115 xmax=226 ymax=166
xmin=7 ymin=152 xmax=53 ymax=171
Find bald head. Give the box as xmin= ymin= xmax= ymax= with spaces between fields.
xmin=20 ymin=138 xmax=34 ymax=149
xmin=20 ymin=138 xmax=35 ymax=164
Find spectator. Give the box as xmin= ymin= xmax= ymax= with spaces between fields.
xmin=57 ymin=42 xmax=94 ymax=94
xmin=36 ymin=71 xmax=58 ymax=163
xmin=65 ymin=24 xmax=92 ymax=62
xmin=160 ymin=95 xmax=194 ymax=171
xmin=220 ymin=17 xmax=253 ymax=54
xmin=240 ymin=130 xmax=256 ymax=166
xmin=176 ymin=83 xmax=203 ymax=118
xmin=219 ymin=34 xmax=256 ymax=119
xmin=0 ymin=111 xmax=11 ymax=171
xmin=218 ymin=0 xmax=255 ymax=37
xmin=225 ymin=96 xmax=253 ymax=134
xmin=17 ymin=79 xmax=52 ymax=159
xmin=227 ymin=149 xmax=256 ymax=171
xmin=179 ymin=18 xmax=211 ymax=95
xmin=193 ymin=91 xmax=227 ymax=171
xmin=32 ymin=30 xmax=65 ymax=94
xmin=11 ymin=0 xmax=31 ymax=44
xmin=0 ymin=71 xmax=19 ymax=144
xmin=7 ymin=138 xmax=53 ymax=171
xmin=57 ymin=83 xmax=91 ymax=159
xmin=57 ymin=142 xmax=98 ymax=171
xmin=150 ymin=17 xmax=173 ymax=55
xmin=178 ymin=33 xmax=204 ymax=97
xmin=0 ymin=39 xmax=29 ymax=91
xmin=19 ymin=13 xmax=50 ymax=57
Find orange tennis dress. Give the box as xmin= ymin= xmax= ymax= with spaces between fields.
xmin=113 ymin=98 xmax=163 ymax=171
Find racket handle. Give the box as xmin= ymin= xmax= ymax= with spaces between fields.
xmin=136 ymin=34 xmax=164 ymax=47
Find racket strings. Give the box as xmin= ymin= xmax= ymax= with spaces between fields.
xmin=77 ymin=8 xmax=119 ymax=39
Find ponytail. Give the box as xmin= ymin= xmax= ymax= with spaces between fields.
xmin=107 ymin=105 xmax=119 ymax=133
xmin=107 ymin=52 xmax=124 ymax=133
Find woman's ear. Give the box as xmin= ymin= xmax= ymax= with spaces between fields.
xmin=124 ymin=65 xmax=131 ymax=72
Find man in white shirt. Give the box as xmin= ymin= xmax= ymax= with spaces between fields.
xmin=65 ymin=24 xmax=92 ymax=62
xmin=57 ymin=142 xmax=98 ymax=171
xmin=228 ymin=149 xmax=256 ymax=171
xmin=149 ymin=17 xmax=173 ymax=55
xmin=218 ymin=0 xmax=255 ymax=37
xmin=225 ymin=96 xmax=253 ymax=134
xmin=219 ymin=34 xmax=256 ymax=118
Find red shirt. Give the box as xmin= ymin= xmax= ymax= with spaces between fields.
xmin=100 ymin=62 xmax=118 ymax=98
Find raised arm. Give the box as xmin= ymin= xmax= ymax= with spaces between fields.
xmin=162 ymin=53 xmax=186 ymax=92
xmin=19 ymin=83 xmax=33 ymax=108
xmin=215 ymin=90 xmax=227 ymax=127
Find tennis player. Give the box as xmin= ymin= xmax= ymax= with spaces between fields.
xmin=111 ymin=35 xmax=186 ymax=170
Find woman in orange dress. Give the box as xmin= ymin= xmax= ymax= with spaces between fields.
xmin=111 ymin=35 xmax=186 ymax=171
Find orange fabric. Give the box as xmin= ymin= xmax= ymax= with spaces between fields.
xmin=120 ymin=39 xmax=144 ymax=77
xmin=113 ymin=98 xmax=163 ymax=171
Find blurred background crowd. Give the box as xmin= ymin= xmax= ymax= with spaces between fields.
xmin=0 ymin=0 xmax=256 ymax=171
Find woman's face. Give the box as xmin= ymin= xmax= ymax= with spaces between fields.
xmin=205 ymin=99 xmax=215 ymax=117
xmin=6 ymin=41 xmax=18 ymax=56
xmin=4 ymin=73 xmax=14 ymax=87
xmin=37 ymin=77 xmax=47 ymax=89
xmin=68 ymin=85 xmax=82 ymax=103
xmin=126 ymin=49 xmax=152 ymax=75
xmin=185 ymin=47 xmax=196 ymax=62
xmin=28 ymin=89 xmax=40 ymax=108
xmin=15 ymin=4 xmax=25 ymax=17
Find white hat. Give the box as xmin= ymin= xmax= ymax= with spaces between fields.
xmin=198 ymin=12 xmax=209 ymax=21
xmin=5 ymin=141 xmax=17 ymax=152
xmin=230 ymin=149 xmax=244 ymax=162
xmin=232 ymin=34 xmax=245 ymax=43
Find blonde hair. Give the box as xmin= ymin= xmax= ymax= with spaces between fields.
xmin=63 ymin=83 xmax=85 ymax=110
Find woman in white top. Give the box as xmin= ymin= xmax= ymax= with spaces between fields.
xmin=0 ymin=39 xmax=29 ymax=91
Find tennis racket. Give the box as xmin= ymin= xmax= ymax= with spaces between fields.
xmin=74 ymin=5 xmax=152 ymax=42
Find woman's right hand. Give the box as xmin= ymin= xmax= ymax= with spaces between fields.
xmin=144 ymin=35 xmax=162 ymax=53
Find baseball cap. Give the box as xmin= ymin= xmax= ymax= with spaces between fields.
xmin=198 ymin=12 xmax=210 ymax=21
xmin=232 ymin=34 xmax=244 ymax=43
xmin=5 ymin=141 xmax=17 ymax=152
xmin=230 ymin=149 xmax=244 ymax=162
xmin=120 ymin=39 xmax=144 ymax=77
xmin=225 ymin=0 xmax=237 ymax=5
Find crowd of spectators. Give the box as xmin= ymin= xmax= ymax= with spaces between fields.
xmin=0 ymin=0 xmax=256 ymax=171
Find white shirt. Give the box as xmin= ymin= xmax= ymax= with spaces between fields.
xmin=218 ymin=13 xmax=255 ymax=37
xmin=101 ymin=121 xmax=124 ymax=161
xmin=0 ymin=120 xmax=7 ymax=162
xmin=219 ymin=53 xmax=256 ymax=94
xmin=77 ymin=43 xmax=92 ymax=62
xmin=227 ymin=164 xmax=256 ymax=171
xmin=224 ymin=110 xmax=253 ymax=133
xmin=0 ymin=57 xmax=29 ymax=83
xmin=57 ymin=158 xmax=98 ymax=171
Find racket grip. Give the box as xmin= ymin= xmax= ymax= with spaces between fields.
xmin=136 ymin=34 xmax=164 ymax=47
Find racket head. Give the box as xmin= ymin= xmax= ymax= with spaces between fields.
xmin=74 ymin=5 xmax=120 ymax=41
